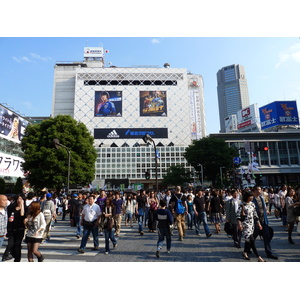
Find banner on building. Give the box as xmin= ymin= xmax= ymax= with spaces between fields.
xmin=0 ymin=152 xmax=24 ymax=177
xmin=94 ymin=128 xmax=168 ymax=139
xmin=94 ymin=91 xmax=122 ymax=117
xmin=0 ymin=105 xmax=29 ymax=144
xmin=140 ymin=91 xmax=167 ymax=116
xmin=259 ymin=100 xmax=299 ymax=130
xmin=237 ymin=103 xmax=260 ymax=130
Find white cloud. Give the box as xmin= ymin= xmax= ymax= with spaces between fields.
xmin=12 ymin=53 xmax=53 ymax=63
xmin=151 ymin=38 xmax=161 ymax=44
xmin=275 ymin=42 xmax=300 ymax=69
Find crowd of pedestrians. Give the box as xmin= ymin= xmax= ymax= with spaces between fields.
xmin=1 ymin=182 xmax=300 ymax=262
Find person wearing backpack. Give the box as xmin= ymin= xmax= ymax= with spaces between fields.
xmin=170 ymin=186 xmax=188 ymax=241
xmin=40 ymin=193 xmax=55 ymax=242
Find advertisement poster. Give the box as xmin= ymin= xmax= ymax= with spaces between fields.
xmin=0 ymin=152 xmax=24 ymax=177
xmin=259 ymin=101 xmax=299 ymax=130
xmin=0 ymin=105 xmax=29 ymax=143
xmin=140 ymin=91 xmax=167 ymax=116
xmin=237 ymin=103 xmax=260 ymax=130
xmin=94 ymin=91 xmax=122 ymax=117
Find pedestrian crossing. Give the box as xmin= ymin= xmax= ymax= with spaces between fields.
xmin=0 ymin=219 xmax=133 ymax=262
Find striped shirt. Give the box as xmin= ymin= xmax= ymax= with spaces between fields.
xmin=0 ymin=208 xmax=8 ymax=236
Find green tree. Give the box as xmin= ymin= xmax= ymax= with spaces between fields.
xmin=184 ymin=136 xmax=238 ymax=186
xmin=21 ymin=115 xmax=97 ymax=192
xmin=13 ymin=177 xmax=23 ymax=194
xmin=0 ymin=178 xmax=5 ymax=194
xmin=162 ymin=165 xmax=193 ymax=187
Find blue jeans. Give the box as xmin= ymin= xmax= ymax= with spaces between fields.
xmin=74 ymin=215 xmax=82 ymax=236
xmin=0 ymin=236 xmax=4 ymax=247
xmin=137 ymin=208 xmax=145 ymax=232
xmin=104 ymin=228 xmax=117 ymax=252
xmin=194 ymin=211 xmax=210 ymax=235
xmin=157 ymin=227 xmax=171 ymax=251
xmin=79 ymin=221 xmax=99 ymax=250
xmin=253 ymin=223 xmax=273 ymax=257
xmin=187 ymin=211 xmax=195 ymax=229
xmin=144 ymin=207 xmax=150 ymax=226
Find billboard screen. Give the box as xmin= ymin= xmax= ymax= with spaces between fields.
xmin=0 ymin=105 xmax=29 ymax=143
xmin=94 ymin=91 xmax=122 ymax=117
xmin=237 ymin=103 xmax=259 ymax=130
xmin=140 ymin=91 xmax=167 ymax=116
xmin=94 ymin=128 xmax=168 ymax=139
xmin=259 ymin=101 xmax=299 ymax=130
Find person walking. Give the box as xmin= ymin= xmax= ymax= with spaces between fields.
xmin=102 ymin=197 xmax=117 ymax=254
xmin=148 ymin=191 xmax=158 ymax=232
xmin=2 ymin=194 xmax=26 ymax=262
xmin=24 ymin=202 xmax=46 ymax=262
xmin=225 ymin=189 xmax=242 ymax=248
xmin=77 ymin=195 xmax=101 ymax=253
xmin=40 ymin=193 xmax=55 ymax=242
xmin=186 ymin=194 xmax=195 ymax=230
xmin=193 ymin=189 xmax=212 ymax=238
xmin=285 ymin=188 xmax=300 ymax=244
xmin=136 ymin=189 xmax=147 ymax=235
xmin=170 ymin=186 xmax=188 ymax=241
xmin=0 ymin=194 xmax=8 ymax=248
xmin=209 ymin=189 xmax=224 ymax=234
xmin=252 ymin=185 xmax=278 ymax=260
xmin=155 ymin=199 xmax=173 ymax=258
xmin=112 ymin=191 xmax=124 ymax=237
xmin=237 ymin=190 xmax=265 ymax=262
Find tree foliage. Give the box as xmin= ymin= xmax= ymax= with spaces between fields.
xmin=184 ymin=136 xmax=238 ymax=186
xmin=21 ymin=115 xmax=97 ymax=191
xmin=162 ymin=165 xmax=193 ymax=187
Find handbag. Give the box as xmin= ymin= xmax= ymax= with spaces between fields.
xmin=292 ymin=205 xmax=300 ymax=216
xmin=224 ymin=222 xmax=233 ymax=236
xmin=274 ymin=208 xmax=280 ymax=218
xmin=107 ymin=217 xmax=115 ymax=231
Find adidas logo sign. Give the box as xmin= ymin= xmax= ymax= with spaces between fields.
xmin=107 ymin=130 xmax=120 ymax=138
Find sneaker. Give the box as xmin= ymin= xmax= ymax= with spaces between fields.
xmin=99 ymin=232 xmax=104 ymax=236
xmin=93 ymin=246 xmax=99 ymax=250
xmin=167 ymin=250 xmax=171 ymax=254
xmin=105 ymin=251 xmax=109 ymax=255
xmin=38 ymin=255 xmax=45 ymax=262
xmin=140 ymin=231 xmax=144 ymax=236
xmin=2 ymin=255 xmax=13 ymax=262
xmin=78 ymin=248 xmax=85 ymax=253
xmin=113 ymin=244 xmax=117 ymax=248
xmin=76 ymin=235 xmax=81 ymax=239
xmin=206 ymin=233 xmax=212 ymax=238
xmin=156 ymin=250 xmax=160 ymax=258
xmin=178 ymin=237 xmax=183 ymax=241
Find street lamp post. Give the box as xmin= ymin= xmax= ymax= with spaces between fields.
xmin=53 ymin=138 xmax=71 ymax=195
xmin=142 ymin=134 xmax=158 ymax=192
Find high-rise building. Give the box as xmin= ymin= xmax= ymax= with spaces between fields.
xmin=52 ymin=47 xmax=206 ymax=189
xmin=217 ymin=64 xmax=250 ymax=132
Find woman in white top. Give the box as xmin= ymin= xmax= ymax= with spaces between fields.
xmin=24 ymin=201 xmax=46 ymax=262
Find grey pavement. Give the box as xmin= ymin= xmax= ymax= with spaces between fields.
xmin=1 ymin=212 xmax=300 ymax=262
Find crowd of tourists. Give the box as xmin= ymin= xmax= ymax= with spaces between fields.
xmin=1 ymin=183 xmax=300 ymax=262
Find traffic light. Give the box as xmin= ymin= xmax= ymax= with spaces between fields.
xmin=257 ymin=146 xmax=269 ymax=151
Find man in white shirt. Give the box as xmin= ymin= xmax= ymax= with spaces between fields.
xmin=0 ymin=195 xmax=8 ymax=248
xmin=78 ymin=195 xmax=101 ymax=253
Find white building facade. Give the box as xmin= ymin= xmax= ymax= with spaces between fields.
xmin=52 ymin=49 xmax=206 ymax=189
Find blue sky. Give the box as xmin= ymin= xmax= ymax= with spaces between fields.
xmin=1 ymin=36 xmax=299 ymax=134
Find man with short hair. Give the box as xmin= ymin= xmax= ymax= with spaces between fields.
xmin=193 ymin=189 xmax=212 ymax=238
xmin=112 ymin=191 xmax=124 ymax=237
xmin=136 ymin=189 xmax=147 ymax=235
xmin=170 ymin=186 xmax=188 ymax=241
xmin=0 ymin=195 xmax=8 ymax=248
xmin=252 ymin=185 xmax=278 ymax=260
xmin=225 ymin=189 xmax=241 ymax=248
xmin=78 ymin=195 xmax=101 ymax=253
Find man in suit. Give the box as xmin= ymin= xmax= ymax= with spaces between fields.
xmin=225 ymin=189 xmax=242 ymax=248
xmin=252 ymin=185 xmax=278 ymax=260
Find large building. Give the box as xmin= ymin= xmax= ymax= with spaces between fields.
xmin=217 ymin=64 xmax=250 ymax=132
xmin=52 ymin=47 xmax=206 ymax=190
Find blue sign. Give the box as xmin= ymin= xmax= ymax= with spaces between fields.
xmin=94 ymin=128 xmax=168 ymax=139
xmin=233 ymin=157 xmax=241 ymax=164
xmin=259 ymin=101 xmax=299 ymax=130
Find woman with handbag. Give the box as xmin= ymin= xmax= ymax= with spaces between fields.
xmin=237 ymin=191 xmax=265 ymax=262
xmin=24 ymin=201 xmax=46 ymax=262
xmin=102 ymin=197 xmax=117 ymax=254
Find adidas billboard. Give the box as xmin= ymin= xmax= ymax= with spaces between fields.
xmin=94 ymin=128 xmax=168 ymax=139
